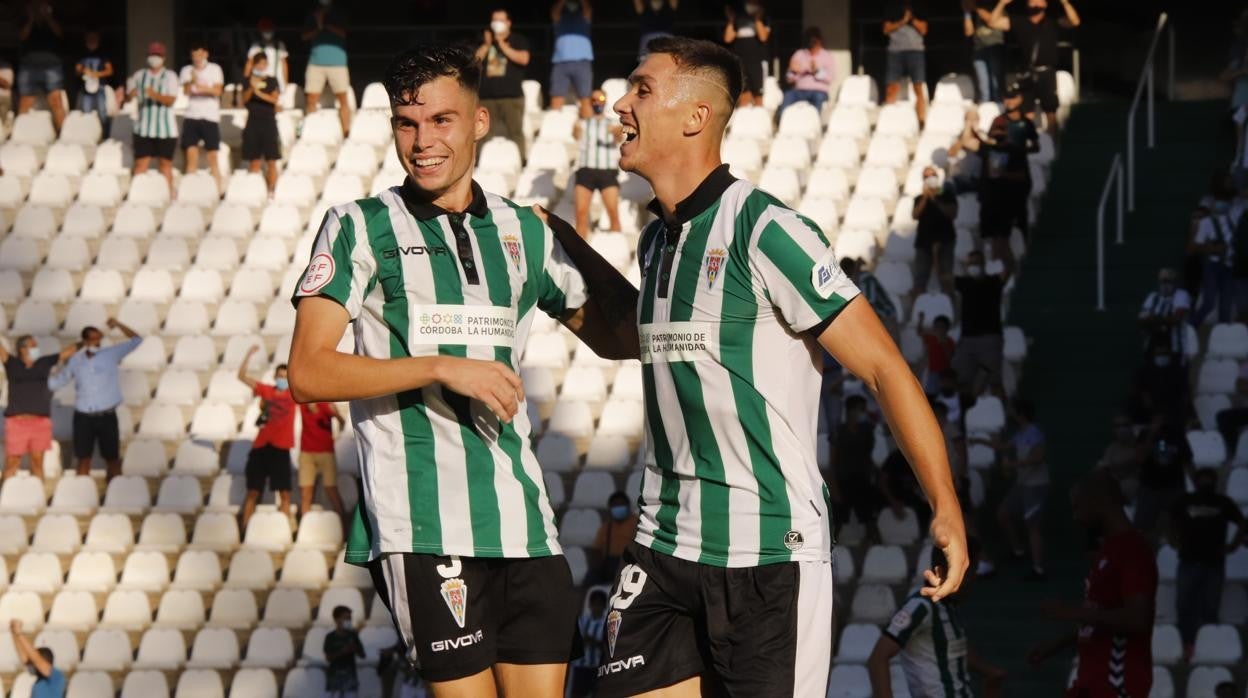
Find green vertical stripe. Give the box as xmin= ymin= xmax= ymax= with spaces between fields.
xmin=931 ymin=602 xmax=957 ymax=697
xmin=509 ymin=200 xmax=542 ymax=321
xmin=756 ymin=217 xmax=849 ymax=322
xmin=324 ymin=213 xmax=357 ymax=304
xmin=638 ymin=223 xmax=679 ymax=555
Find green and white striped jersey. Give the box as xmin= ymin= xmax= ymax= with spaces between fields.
xmin=884 ymin=591 xmax=973 ymax=698
xmin=634 ymin=165 xmax=860 ymax=568
xmin=577 ymin=116 xmax=620 ymax=170
xmin=292 ymin=181 xmax=588 ymax=564
xmin=129 ymin=68 xmax=179 ymax=139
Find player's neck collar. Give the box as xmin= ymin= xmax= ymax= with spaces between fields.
xmin=399 ymin=178 xmax=489 ymax=220
xmin=647 ymin=163 xmax=736 ymax=227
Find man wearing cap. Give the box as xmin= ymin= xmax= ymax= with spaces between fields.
xmin=127 ymin=41 xmax=179 ymax=189
xmin=246 ymin=18 xmax=290 ymax=94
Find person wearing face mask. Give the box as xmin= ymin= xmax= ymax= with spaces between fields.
xmin=952 ymin=249 xmax=1010 ymax=398
xmin=977 ymin=85 xmax=1038 ymax=268
xmin=241 ymin=51 xmax=282 ymax=194
xmin=1 ymin=335 xmax=76 ymax=480
xmin=912 ymin=165 xmax=957 ymax=297
xmin=549 ymin=0 xmax=595 ymax=116
xmin=47 ymin=319 xmax=141 ymax=480
xmin=9 ymin=621 xmax=64 ymax=698
xmin=1029 ymin=471 xmax=1155 ymax=698
xmin=1169 ymin=467 xmax=1246 ymax=660
xmin=1130 ymin=335 xmax=1190 ymax=436
xmin=572 ymin=88 xmax=623 ymax=236
xmin=723 ymin=0 xmax=771 ymax=107
xmin=179 ymin=41 xmax=225 ymax=185
xmin=125 ymin=41 xmax=179 ymax=190
xmin=633 ymin=0 xmax=678 ymax=60
xmin=235 ymin=346 xmax=296 ymax=530
xmin=246 ymin=18 xmax=290 ymax=94
xmin=591 ymin=492 xmax=639 ymax=583
xmin=475 ymin=8 xmax=531 ymax=159
xmin=1138 ymin=267 xmax=1190 ymax=356
xmin=323 ymin=605 xmax=365 ymax=697
xmin=882 ymin=0 xmax=929 ymax=124
xmin=989 ymin=0 xmax=1080 ymax=135
xmin=1132 ymin=415 xmax=1191 ymax=538
xmin=74 ymin=30 xmax=113 ymax=136
xmin=1189 ymin=194 xmax=1237 ymax=326
xmin=779 ymin=26 xmax=835 ymax=117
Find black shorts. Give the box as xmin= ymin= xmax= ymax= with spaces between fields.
xmin=595 ymin=543 xmax=834 ymax=698
xmin=242 ymin=118 xmax=281 ymax=161
xmin=368 ymin=553 xmax=580 ymax=683
xmin=1032 ymin=68 xmax=1059 ymax=114
xmin=244 ymin=445 xmax=292 ymax=492
xmin=72 ymin=410 xmax=119 ymax=460
xmin=179 ymin=118 xmax=221 ymax=150
xmin=133 ymin=135 xmax=177 ymax=161
xmin=574 ymin=167 xmax=619 ymax=192
xmin=737 ymin=51 xmax=765 ymax=95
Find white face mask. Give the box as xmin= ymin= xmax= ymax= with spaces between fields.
xmin=338 ymin=620 xmax=352 ymax=631
xmin=924 ymin=175 xmax=941 ymax=190
xmin=261 ymin=31 xmax=274 ymax=41
xmin=490 ymin=21 xmax=508 ymax=35
xmin=967 ymin=264 xmax=984 ymax=278
xmin=147 ymin=55 xmax=164 ymax=69
xmin=25 ymin=346 xmax=41 ymax=361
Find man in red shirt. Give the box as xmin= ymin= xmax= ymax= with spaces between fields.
xmin=1029 ymin=470 xmax=1156 ymax=698
xmin=298 ymin=401 xmax=346 ymax=523
xmin=237 ymin=346 xmax=296 ymax=529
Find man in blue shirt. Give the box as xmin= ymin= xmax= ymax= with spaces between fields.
xmin=48 ymin=318 xmax=141 ymax=480
xmin=10 ymin=620 xmax=65 ymax=698
xmin=549 ymin=0 xmax=594 ymax=116
xmin=302 ymin=0 xmax=351 ymax=136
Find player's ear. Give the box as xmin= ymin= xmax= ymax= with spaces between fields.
xmin=474 ymin=102 xmax=490 ymax=142
xmin=683 ymin=100 xmax=713 ymax=137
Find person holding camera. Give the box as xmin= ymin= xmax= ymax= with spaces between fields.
xmin=989 ymin=0 xmax=1081 ymax=134
xmin=476 ymin=8 xmax=531 ymax=158
xmin=236 ymin=346 xmax=295 ymax=530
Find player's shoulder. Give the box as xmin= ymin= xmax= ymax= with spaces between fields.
xmin=734 ymin=179 xmax=827 ymax=242
xmin=324 ymin=192 xmax=396 ymax=233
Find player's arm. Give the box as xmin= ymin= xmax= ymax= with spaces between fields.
xmin=818 ymin=299 xmax=967 ymax=600
xmin=866 ymin=634 xmax=902 ymax=697
xmin=1041 ymin=594 xmax=1153 ymax=635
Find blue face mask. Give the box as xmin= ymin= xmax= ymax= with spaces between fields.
xmin=610 ymin=505 xmax=630 ymax=521
xmin=275 ymin=378 xmax=289 ymax=391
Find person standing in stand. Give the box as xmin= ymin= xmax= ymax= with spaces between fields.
xmin=1 ymin=336 xmax=76 ymax=479
xmin=723 ymin=0 xmax=771 ymax=107
xmin=476 ymin=8 xmax=531 ymax=159
xmin=236 ymin=346 xmax=296 ymax=529
xmin=241 ymin=51 xmax=282 ymax=194
xmin=298 ymin=400 xmax=347 ymax=526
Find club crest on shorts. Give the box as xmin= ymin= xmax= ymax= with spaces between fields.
xmin=501 ymin=234 xmax=523 ymax=270
xmin=704 ymin=248 xmax=727 ymax=289
xmin=784 ymin=530 xmax=804 ymax=551
xmin=440 ymin=578 xmax=468 ymax=629
xmin=606 ymin=610 xmax=622 ymax=657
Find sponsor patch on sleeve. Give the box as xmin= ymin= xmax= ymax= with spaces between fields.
xmin=810 ymin=246 xmax=847 ymax=299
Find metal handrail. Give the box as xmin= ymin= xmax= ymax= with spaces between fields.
xmin=1095 ymin=154 xmax=1124 ymax=311
xmin=1126 ymin=13 xmax=1175 ymax=211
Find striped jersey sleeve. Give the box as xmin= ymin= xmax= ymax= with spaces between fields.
xmin=531 ymin=214 xmax=589 ymax=317
xmin=748 ymin=205 xmax=860 ymax=333
xmin=292 ymin=205 xmax=377 ymax=319
xmin=884 ymin=594 xmax=932 ymax=645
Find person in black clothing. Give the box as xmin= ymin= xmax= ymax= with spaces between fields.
xmin=978 ymin=86 xmax=1038 ymax=267
xmin=1169 ymin=467 xmax=1246 ymax=659
xmin=241 ymin=51 xmax=281 ymax=194
xmin=635 ymin=0 xmax=678 ymax=59
xmin=17 ymin=0 xmax=66 ymax=131
xmin=830 ymin=395 xmax=881 ymax=540
xmin=723 ymin=1 xmax=771 ymax=107
xmin=477 ymin=8 xmax=531 ymax=159
xmin=952 ymin=249 xmax=1009 ymax=398
xmin=989 ymin=0 xmax=1081 ymax=134
xmin=880 ymin=448 xmax=932 ymax=535
xmin=912 ymin=165 xmax=957 ymax=297
xmin=1129 ymin=333 xmax=1191 ymax=430
xmin=1133 ymin=417 xmax=1192 ymax=539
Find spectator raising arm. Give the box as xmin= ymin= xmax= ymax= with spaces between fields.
xmin=9 ymin=621 xmax=52 ymax=679
xmin=1057 ymin=0 xmax=1081 ymax=28
xmin=106 ymin=317 xmax=139 ymax=340
xmin=883 ymin=6 xmax=913 ymax=35
xmin=237 ymin=345 xmax=261 ymax=390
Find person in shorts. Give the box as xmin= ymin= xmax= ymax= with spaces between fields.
xmin=883 ymin=0 xmax=929 ymax=123
xmin=127 ymin=41 xmax=179 ymax=189
xmin=572 ymin=89 xmax=622 ymax=236
xmin=179 ymin=41 xmax=224 ymax=183
xmin=974 ymin=398 xmax=1049 ymax=580
xmin=237 ymin=345 xmax=295 ymax=529
xmin=303 ymin=0 xmax=352 ymax=135
xmin=977 ymin=86 xmax=1038 ymax=266
xmin=989 ymin=0 xmax=1082 ymax=134
xmin=298 ymin=401 xmax=345 ymax=522
xmin=17 ymin=0 xmax=67 ymax=131
xmin=242 ymin=51 xmax=282 ymax=193
xmin=723 ymin=1 xmax=771 ymax=107
xmin=549 ymin=0 xmax=594 ymax=114
xmin=2 ymin=335 xmax=74 ymax=479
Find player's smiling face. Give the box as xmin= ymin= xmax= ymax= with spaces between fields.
xmin=613 ymin=53 xmax=686 ymax=176
xmin=390 ymin=75 xmax=488 ymax=202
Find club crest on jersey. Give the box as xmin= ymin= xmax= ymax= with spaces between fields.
xmin=606 ymin=610 xmax=622 ymax=657
xmin=440 ymin=578 xmax=468 ymax=629
xmin=501 ymin=234 xmax=523 ymax=270
xmin=704 ymin=248 xmax=727 ymax=289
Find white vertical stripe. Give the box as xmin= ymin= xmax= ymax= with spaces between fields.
xmin=793 ymin=560 xmax=833 ymax=697
xmin=381 ymin=555 xmax=421 ymax=665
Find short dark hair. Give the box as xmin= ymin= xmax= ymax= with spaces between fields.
xmin=333 ymin=605 xmax=352 ymax=619
xmin=276 ymin=363 xmax=289 ymax=372
xmin=384 ymin=42 xmax=482 ymax=107
xmin=1013 ymin=398 xmax=1035 ymax=421
xmin=251 ymin=50 xmax=269 ymax=63
xmin=933 ymin=315 xmax=951 ymax=328
xmin=643 ymin=36 xmax=743 ymax=109
xmin=81 ymin=326 xmax=101 ymax=340
xmin=845 ymin=395 xmax=867 ymax=412
xmin=588 ymin=589 xmax=608 ymax=605
xmin=608 ymin=491 xmax=629 ymax=505
xmin=15 ymin=334 xmax=33 ymax=351
xmin=189 ymin=40 xmax=209 ymax=52
xmin=36 ymin=648 xmax=53 ymax=666
xmin=803 ymin=26 xmax=823 ymax=46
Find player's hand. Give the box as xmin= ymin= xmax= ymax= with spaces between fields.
xmin=435 ymin=356 xmax=526 ymax=423
xmin=531 ymin=204 xmax=577 ymax=240
xmin=920 ymin=509 xmax=968 ymax=602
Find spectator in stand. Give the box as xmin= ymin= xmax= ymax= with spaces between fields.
xmin=989 ymin=0 xmax=1081 ymax=134
xmin=975 ymin=398 xmax=1048 ymax=580
xmin=1133 ymin=417 xmax=1192 ymax=537
xmin=952 ymin=249 xmax=1009 ymax=398
xmin=964 ymin=0 xmax=1007 ymax=103
xmin=917 ymin=313 xmax=955 ymax=395
xmin=236 ymin=346 xmax=296 ymax=529
xmin=978 ymin=85 xmax=1039 ymax=266
xmin=912 ymin=165 xmax=957 ymax=296
xmin=298 ymin=401 xmax=346 ymax=523
xmin=75 ymin=31 xmax=113 ymax=137
xmin=829 ymin=395 xmax=880 ymax=540
xmin=779 ymin=27 xmax=835 ymax=116
xmin=1216 ymin=357 xmax=1248 ymax=453
xmin=246 ymin=18 xmax=290 ymax=95
xmin=1129 ymin=333 xmax=1190 ymax=429
xmin=9 ymin=621 xmax=64 ymax=697
xmin=48 ymin=320 xmax=142 ymax=480
xmin=589 ymin=491 xmax=638 ymax=584
xmin=1030 ymin=471 xmax=1156 ymax=698
xmin=934 ymin=369 xmax=963 ymax=425
xmin=1 ymin=336 xmax=75 ymax=479
xmin=241 ymin=52 xmax=282 ymax=194
xmin=179 ymin=42 xmax=225 ymax=184
xmin=946 ymin=107 xmax=984 ymax=193
xmin=569 ymin=589 xmax=608 ymax=697
xmin=1189 ymin=196 xmax=1236 ymax=326
xmin=573 ymin=89 xmax=622 ymax=236
xmin=634 ymin=0 xmax=678 ymax=60
xmin=1096 ymin=414 xmax=1142 ymax=504
xmin=1169 ymin=467 xmax=1246 ymax=660
xmin=476 ymin=8 xmax=531 ymax=159
xmin=323 ymin=605 xmax=365 ymax=697
xmin=880 ymin=448 xmax=931 ymax=535
xmin=723 ymin=1 xmax=771 ymax=108
xmin=882 ymin=0 xmax=929 ymax=124
xmin=0 ymin=60 xmax=13 ymax=119
xmin=549 ymin=0 xmax=594 ymax=116
xmin=1223 ymin=10 xmax=1248 ymax=113
xmin=1138 ymin=267 xmax=1190 ymax=356
xmin=302 ymin=0 xmax=351 ymax=136
xmin=126 ymin=42 xmax=179 ymax=190
xmin=840 ymin=257 xmax=899 ymax=336
xmin=17 ymin=0 xmax=66 ymax=132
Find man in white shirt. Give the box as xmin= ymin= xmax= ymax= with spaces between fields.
xmin=179 ymin=41 xmax=224 ymax=183
xmin=1190 ymin=199 xmax=1236 ymax=326
xmin=1138 ymin=267 xmax=1190 ymax=356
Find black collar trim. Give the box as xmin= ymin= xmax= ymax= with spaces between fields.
xmin=399 ymin=178 xmax=490 ymax=220
xmin=646 ymin=164 xmax=736 ymax=226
